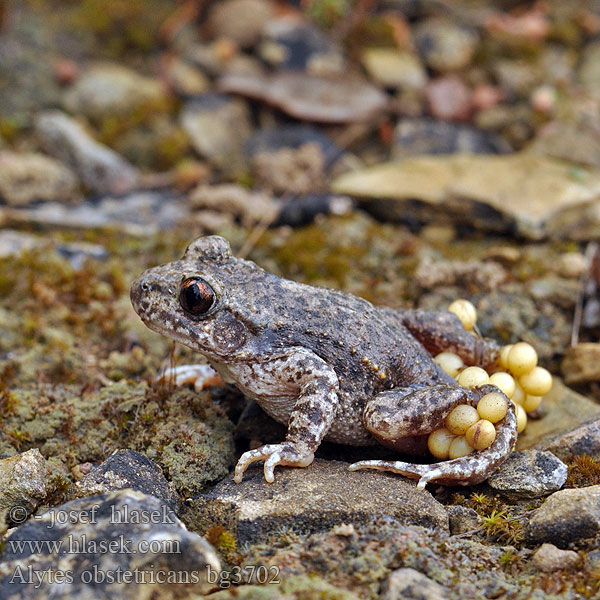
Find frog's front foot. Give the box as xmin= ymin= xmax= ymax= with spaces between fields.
xmin=233 ymin=442 xmax=315 ymax=483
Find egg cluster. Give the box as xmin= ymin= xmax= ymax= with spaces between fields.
xmin=428 ymin=299 xmax=552 ymax=461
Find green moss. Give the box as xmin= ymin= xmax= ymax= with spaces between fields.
xmin=565 ymin=454 xmax=600 ymax=488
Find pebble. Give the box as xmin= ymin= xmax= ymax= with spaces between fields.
xmin=180 ymin=95 xmax=252 ymax=177
xmin=164 ymin=56 xmax=211 ymax=97
xmin=526 ymin=485 xmax=600 ymax=547
xmin=487 ymin=450 xmax=567 ymax=499
xmin=361 ymin=48 xmax=427 ymax=90
xmin=206 ymin=0 xmax=276 ymax=49
xmin=425 ymin=76 xmax=472 ymax=121
xmin=218 ymin=71 xmax=388 ymax=123
xmin=67 ymin=449 xmax=179 ymax=509
xmin=1 ymin=489 xmax=220 ymax=598
xmin=415 ymin=17 xmax=478 ymax=73
xmin=62 ymin=62 xmax=167 ymax=120
xmin=182 ymin=459 xmax=448 ymax=544
xmin=260 ymin=16 xmax=345 ymax=74
xmin=0 ymin=449 xmax=50 ymax=526
xmin=0 ymin=151 xmax=80 ymax=206
xmin=35 ymin=110 xmax=140 ymax=195
xmin=393 ymin=118 xmax=510 ymax=158
xmin=532 ymin=543 xmax=581 ymax=573
xmin=383 ymin=568 xmax=449 ymax=600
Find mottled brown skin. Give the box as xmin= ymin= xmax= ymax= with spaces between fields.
xmin=130 ymin=236 xmax=517 ymax=488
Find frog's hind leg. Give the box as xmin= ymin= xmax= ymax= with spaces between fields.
xmin=353 ymin=384 xmax=518 ymax=489
xmin=399 ymin=309 xmax=499 ymax=370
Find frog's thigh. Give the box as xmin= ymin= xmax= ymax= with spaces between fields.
xmin=400 ymin=310 xmax=499 ymax=369
xmin=363 ymin=383 xmax=468 ymax=444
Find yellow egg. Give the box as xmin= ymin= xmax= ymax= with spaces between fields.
xmin=516 ymin=404 xmax=527 ymax=433
xmin=488 ymin=372 xmax=516 ymax=398
xmin=434 ymin=352 xmax=464 ymax=378
xmin=519 ymin=367 xmax=552 ymax=396
xmin=457 ymin=366 xmax=490 ymax=389
xmin=445 ymin=404 xmax=480 ymax=435
xmin=522 ymin=394 xmax=543 ymax=413
xmin=507 ymin=342 xmax=538 ymax=376
xmin=512 ymin=382 xmax=525 ymax=405
xmin=476 ymin=392 xmax=509 ymax=423
xmin=427 ymin=428 xmax=456 ymax=459
xmin=448 ymin=299 xmax=477 ymax=331
xmin=499 ymin=345 xmax=513 ymax=370
xmin=465 ymin=419 xmax=496 ymax=450
xmin=448 ymin=436 xmax=474 ymax=459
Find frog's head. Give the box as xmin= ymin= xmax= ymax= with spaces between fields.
xmin=130 ymin=236 xmax=255 ymax=360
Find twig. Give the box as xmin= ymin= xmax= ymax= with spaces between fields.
xmin=571 ymin=242 xmax=598 ymax=347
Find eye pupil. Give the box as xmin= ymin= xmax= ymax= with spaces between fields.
xmin=179 ymin=278 xmax=215 ymax=315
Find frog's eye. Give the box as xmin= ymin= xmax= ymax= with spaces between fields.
xmin=179 ymin=278 xmax=216 ymax=316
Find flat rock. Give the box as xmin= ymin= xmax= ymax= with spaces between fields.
xmin=67 ymin=450 xmax=179 ymax=509
xmin=63 ymin=62 xmax=167 ymax=120
xmin=487 ymin=450 xmax=567 ymax=499
xmin=0 ymin=489 xmax=220 ymax=598
xmin=35 ymin=110 xmax=140 ymax=195
xmin=516 ymin=378 xmax=600 ymax=455
xmin=0 ymin=449 xmax=50 ymax=527
xmin=561 ymin=343 xmax=600 ymax=385
xmin=182 ymin=459 xmax=448 ymax=543
xmin=383 ymin=568 xmax=448 ymax=600
xmin=526 ymin=485 xmax=600 ymax=547
xmin=0 ymin=151 xmax=80 ymax=207
xmin=218 ymin=71 xmax=388 ymax=123
xmin=532 ymin=543 xmax=581 ymax=573
xmin=180 ymin=95 xmax=252 ymax=177
xmin=331 ymin=153 xmax=600 ymax=239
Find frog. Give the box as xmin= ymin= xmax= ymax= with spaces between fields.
xmin=130 ymin=236 xmax=517 ymax=489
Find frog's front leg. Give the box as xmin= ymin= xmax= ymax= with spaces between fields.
xmin=400 ymin=309 xmax=500 ymax=370
xmin=352 ymin=384 xmax=517 ymax=489
xmin=233 ymin=349 xmax=339 ymax=483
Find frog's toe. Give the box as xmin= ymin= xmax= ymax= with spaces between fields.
xmin=233 ymin=443 xmax=314 ymax=483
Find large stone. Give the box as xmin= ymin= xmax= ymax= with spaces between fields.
xmin=532 ymin=543 xmax=581 ymax=573
xmin=63 ymin=62 xmax=167 ymax=120
xmin=331 ymin=153 xmax=600 ymax=239
xmin=35 ymin=111 xmax=140 ymax=195
xmin=180 ymin=95 xmax=252 ymax=177
xmin=0 ymin=449 xmax=50 ymax=528
xmin=0 ymin=490 xmax=220 ymax=598
xmin=0 ymin=151 xmax=80 ymax=206
xmin=67 ymin=450 xmax=179 ymax=509
xmin=487 ymin=450 xmax=567 ymax=499
xmin=182 ymin=459 xmax=448 ymax=543
xmin=218 ymin=71 xmax=388 ymax=123
xmin=526 ymin=485 xmax=600 ymax=547
xmin=516 ymin=378 xmax=600 ymax=455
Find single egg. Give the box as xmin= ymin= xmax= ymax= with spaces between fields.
xmin=428 ymin=428 xmax=456 ymax=460
xmin=519 ymin=366 xmax=552 ymax=396
xmin=522 ymin=394 xmax=543 ymax=413
xmin=448 ymin=299 xmax=477 ymax=331
xmin=477 ymin=392 xmax=508 ymax=423
xmin=448 ymin=436 xmax=474 ymax=459
xmin=507 ymin=342 xmax=538 ymax=376
xmin=488 ymin=372 xmax=516 ymax=398
xmin=457 ymin=366 xmax=490 ymax=389
xmin=434 ymin=352 xmax=464 ymax=378
xmin=516 ymin=404 xmax=527 ymax=433
xmin=499 ymin=345 xmax=513 ymax=370
xmin=446 ymin=404 xmax=480 ymax=435
xmin=465 ymin=419 xmax=496 ymax=450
